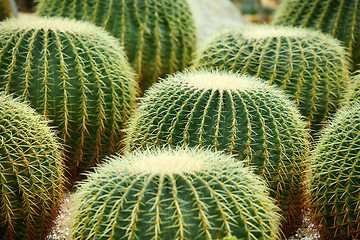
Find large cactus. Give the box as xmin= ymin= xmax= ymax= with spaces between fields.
xmin=70 ymin=148 xmax=281 ymax=239
xmin=272 ymin=0 xmax=360 ymax=71
xmin=126 ymin=70 xmax=310 ymax=236
xmin=195 ymin=25 xmax=350 ymax=132
xmin=36 ymin=0 xmax=197 ymax=93
xmin=310 ymin=102 xmax=360 ymax=239
xmin=0 ymin=17 xmax=138 ymax=183
xmin=0 ymin=93 xmax=65 ymax=240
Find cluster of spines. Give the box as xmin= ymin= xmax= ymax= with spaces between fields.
xmin=310 ymin=102 xmax=360 ymax=239
xmin=70 ymin=148 xmax=281 ymax=239
xmin=272 ymin=0 xmax=360 ymax=71
xmin=195 ymin=25 xmax=350 ymax=132
xmin=0 ymin=17 xmax=138 ymax=182
xmin=36 ymin=0 xmax=197 ymax=92
xmin=0 ymin=93 xmax=65 ymax=240
xmin=126 ymin=70 xmax=310 ymax=236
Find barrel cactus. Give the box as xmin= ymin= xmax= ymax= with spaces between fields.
xmin=126 ymin=70 xmax=310 ymax=235
xmin=36 ymin=0 xmax=197 ymax=93
xmin=310 ymin=102 xmax=360 ymax=239
xmin=0 ymin=17 xmax=138 ymax=183
xmin=272 ymin=0 xmax=360 ymax=71
xmin=195 ymin=25 xmax=350 ymax=132
xmin=70 ymin=148 xmax=281 ymax=239
xmin=0 ymin=93 xmax=65 ymax=240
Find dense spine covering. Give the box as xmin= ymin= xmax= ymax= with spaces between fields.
xmin=195 ymin=25 xmax=350 ymax=132
xmin=0 ymin=93 xmax=65 ymax=240
xmin=36 ymin=0 xmax=197 ymax=93
xmin=126 ymin=70 xmax=310 ymax=236
xmin=310 ymin=102 xmax=360 ymax=239
xmin=272 ymin=0 xmax=360 ymax=71
xmin=70 ymin=148 xmax=281 ymax=239
xmin=0 ymin=17 xmax=138 ymax=182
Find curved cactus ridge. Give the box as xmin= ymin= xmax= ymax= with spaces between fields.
xmin=70 ymin=147 xmax=282 ymax=240
xmin=310 ymin=102 xmax=360 ymax=239
xmin=272 ymin=0 xmax=360 ymax=71
xmin=0 ymin=17 xmax=138 ymax=183
xmin=195 ymin=25 xmax=350 ymax=132
xmin=0 ymin=93 xmax=65 ymax=240
xmin=126 ymin=70 xmax=310 ymax=236
xmin=36 ymin=0 xmax=197 ymax=93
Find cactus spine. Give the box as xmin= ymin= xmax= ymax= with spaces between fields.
xmin=310 ymin=102 xmax=360 ymax=239
xmin=195 ymin=25 xmax=350 ymax=132
xmin=272 ymin=0 xmax=360 ymax=71
xmin=0 ymin=93 xmax=65 ymax=240
xmin=0 ymin=17 xmax=138 ymax=183
xmin=36 ymin=0 xmax=197 ymax=93
xmin=70 ymin=148 xmax=281 ymax=239
xmin=126 ymin=70 xmax=310 ymax=236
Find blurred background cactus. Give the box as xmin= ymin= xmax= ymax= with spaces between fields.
xmin=0 ymin=0 xmax=11 ymax=20
xmin=0 ymin=93 xmax=65 ymax=240
xmin=36 ymin=0 xmax=197 ymax=93
xmin=70 ymin=148 xmax=281 ymax=239
xmin=126 ymin=70 xmax=310 ymax=236
xmin=196 ymin=25 xmax=350 ymax=132
xmin=310 ymin=102 xmax=360 ymax=239
xmin=272 ymin=0 xmax=360 ymax=71
xmin=0 ymin=17 xmax=138 ymax=184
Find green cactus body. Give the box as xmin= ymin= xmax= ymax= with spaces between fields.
xmin=0 ymin=17 xmax=138 ymax=182
xmin=71 ymin=148 xmax=281 ymax=239
xmin=126 ymin=70 xmax=310 ymax=236
xmin=0 ymin=93 xmax=65 ymax=240
xmin=36 ymin=0 xmax=197 ymax=93
xmin=195 ymin=25 xmax=350 ymax=132
xmin=272 ymin=0 xmax=360 ymax=71
xmin=310 ymin=102 xmax=360 ymax=239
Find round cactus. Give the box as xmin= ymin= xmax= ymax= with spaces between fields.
xmin=0 ymin=17 xmax=138 ymax=183
xmin=195 ymin=25 xmax=350 ymax=132
xmin=70 ymin=148 xmax=281 ymax=239
xmin=310 ymin=102 xmax=360 ymax=239
xmin=0 ymin=93 xmax=65 ymax=240
xmin=126 ymin=70 xmax=310 ymax=236
xmin=272 ymin=0 xmax=360 ymax=71
xmin=36 ymin=0 xmax=197 ymax=93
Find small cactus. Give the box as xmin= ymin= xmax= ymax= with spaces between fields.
xmin=70 ymin=148 xmax=281 ymax=239
xmin=0 ymin=17 xmax=138 ymax=183
xmin=126 ymin=70 xmax=310 ymax=236
xmin=272 ymin=0 xmax=360 ymax=71
xmin=0 ymin=93 xmax=65 ymax=240
xmin=195 ymin=25 xmax=350 ymax=132
xmin=310 ymin=102 xmax=360 ymax=239
xmin=36 ymin=0 xmax=197 ymax=93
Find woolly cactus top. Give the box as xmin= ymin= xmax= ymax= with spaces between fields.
xmin=165 ymin=70 xmax=264 ymax=91
xmin=234 ymin=25 xmax=343 ymax=45
xmin=0 ymin=16 xmax=124 ymax=47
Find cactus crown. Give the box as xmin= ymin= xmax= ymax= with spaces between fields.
xmin=70 ymin=147 xmax=282 ymax=240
